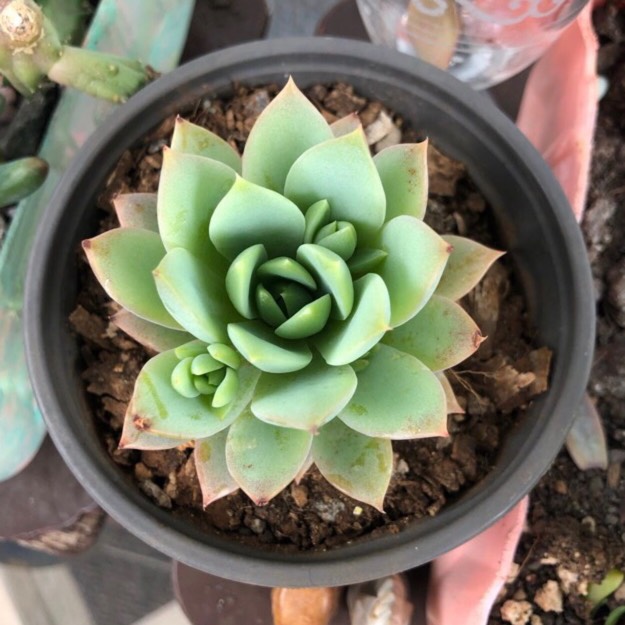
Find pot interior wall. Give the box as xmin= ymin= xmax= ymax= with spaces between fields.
xmin=27 ymin=40 xmax=594 ymax=586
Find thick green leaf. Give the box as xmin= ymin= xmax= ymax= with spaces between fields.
xmin=213 ymin=367 xmax=239 ymax=408
xmin=304 ymin=199 xmax=331 ymax=243
xmin=377 ymin=216 xmax=450 ymax=327
xmin=383 ymin=295 xmax=483 ymax=371
xmin=296 ymin=244 xmax=353 ymax=320
xmin=226 ymin=409 xmax=313 ymax=505
xmin=227 ymin=320 xmax=312 ymax=373
xmin=312 ymin=419 xmax=392 ymax=511
xmin=124 ymin=350 xmax=259 ymax=439
xmin=348 ymin=248 xmax=387 ymax=277
xmin=251 ymin=356 xmax=357 ymax=431
xmin=374 ymin=141 xmax=428 ymax=220
xmin=435 ymin=372 xmax=464 ymax=415
xmin=284 ymin=128 xmax=386 ymax=241
xmin=275 ymin=294 xmax=331 ymax=339
xmin=258 ymin=257 xmax=316 ymax=290
xmin=435 ymin=235 xmax=505 ymax=301
xmin=194 ymin=430 xmax=239 ymax=507
xmin=111 ymin=309 xmax=193 ymax=353
xmin=157 ymin=148 xmax=235 ymax=266
xmin=242 ymin=77 xmax=333 ymax=192
xmin=154 ymin=248 xmax=234 ymax=344
xmin=83 ymin=228 xmax=180 ymax=329
xmin=316 ymin=273 xmax=390 ymax=366
xmin=256 ymin=284 xmax=288 ymax=327
xmin=315 ymin=221 xmax=357 ymax=260
xmin=339 ymin=344 xmax=448 ymax=439
xmin=119 ymin=418 xmax=186 ymax=451
xmin=225 ymin=244 xmax=268 ymax=319
xmin=171 ymin=117 xmax=241 ymax=173
xmin=209 ymin=176 xmax=305 ymax=260
xmin=113 ymin=193 xmax=158 ymax=232
xmin=330 ymin=113 xmax=361 ymax=138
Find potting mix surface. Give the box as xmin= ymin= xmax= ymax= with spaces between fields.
xmin=70 ymin=83 xmax=549 ymax=552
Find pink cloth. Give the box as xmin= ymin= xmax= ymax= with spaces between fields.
xmin=425 ymin=6 xmax=597 ymax=623
xmin=517 ymin=3 xmax=598 ymax=221
xmin=426 ymin=498 xmax=528 ymax=625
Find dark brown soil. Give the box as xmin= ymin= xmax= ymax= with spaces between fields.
xmin=70 ymin=82 xmax=549 ymax=552
xmin=489 ymin=4 xmax=625 ymax=624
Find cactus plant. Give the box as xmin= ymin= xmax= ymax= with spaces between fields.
xmin=83 ymin=79 xmax=503 ymax=511
xmin=0 ymin=0 xmax=150 ymax=102
xmin=0 ymin=156 xmax=47 ymax=208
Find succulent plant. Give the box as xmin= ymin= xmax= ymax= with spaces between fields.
xmin=83 ymin=79 xmax=502 ymax=510
xmin=0 ymin=0 xmax=149 ymax=101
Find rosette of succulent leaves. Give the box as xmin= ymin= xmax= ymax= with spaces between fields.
xmin=84 ymin=79 xmax=503 ymax=511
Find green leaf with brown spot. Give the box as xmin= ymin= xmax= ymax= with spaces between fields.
xmin=383 ymin=295 xmax=483 ymax=371
xmin=113 ymin=193 xmax=158 ymax=232
xmin=251 ymin=356 xmax=357 ymax=431
xmin=111 ymin=309 xmax=193 ymax=353
xmin=242 ymin=77 xmax=333 ymax=192
xmin=226 ymin=409 xmax=312 ymax=505
xmin=339 ymin=344 xmax=448 ymax=439
xmin=435 ymin=235 xmax=504 ymax=301
xmin=377 ymin=216 xmax=450 ymax=327
xmin=171 ymin=117 xmax=241 ymax=173
xmin=157 ymin=148 xmax=235 ymax=267
xmin=312 ymin=418 xmax=392 ymax=511
xmin=125 ymin=350 xmax=259 ymax=440
xmin=82 ymin=228 xmax=180 ymax=330
xmin=374 ymin=141 xmax=428 ymax=220
xmin=194 ymin=430 xmax=239 ymax=506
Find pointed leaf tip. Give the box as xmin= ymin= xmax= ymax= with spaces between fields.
xmin=312 ymin=419 xmax=392 ymax=512
xmin=226 ymin=409 xmax=312 ymax=505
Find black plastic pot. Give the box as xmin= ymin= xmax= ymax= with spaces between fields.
xmin=25 ymin=38 xmax=594 ymax=587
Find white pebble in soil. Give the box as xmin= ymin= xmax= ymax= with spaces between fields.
xmin=500 ymin=599 xmax=533 ymax=625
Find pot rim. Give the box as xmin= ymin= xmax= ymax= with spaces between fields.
xmin=24 ymin=37 xmax=595 ymax=587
